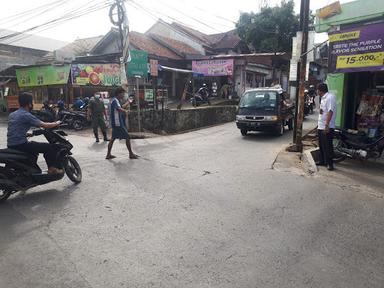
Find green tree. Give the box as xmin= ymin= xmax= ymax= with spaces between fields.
xmin=236 ymin=0 xmax=299 ymax=53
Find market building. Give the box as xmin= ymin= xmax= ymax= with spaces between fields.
xmin=315 ymin=0 xmax=384 ymax=137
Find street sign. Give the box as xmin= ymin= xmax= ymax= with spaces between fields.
xmin=144 ymin=89 xmax=154 ymax=101
xmin=127 ymin=50 xmax=148 ymax=78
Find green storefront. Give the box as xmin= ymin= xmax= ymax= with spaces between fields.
xmin=16 ymin=65 xmax=71 ymax=107
xmin=315 ymin=0 xmax=384 ymax=137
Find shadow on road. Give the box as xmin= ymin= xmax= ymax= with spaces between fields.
xmin=0 ymin=184 xmax=79 ymax=248
xmin=239 ymin=130 xmax=293 ymax=142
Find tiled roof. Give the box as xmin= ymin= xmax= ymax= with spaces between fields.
xmin=170 ymin=23 xmax=244 ymax=51
xmin=209 ymin=31 xmax=242 ymax=50
xmin=129 ymin=32 xmax=182 ymax=60
xmin=170 ymin=22 xmax=212 ymax=47
xmin=150 ymin=34 xmax=203 ymax=56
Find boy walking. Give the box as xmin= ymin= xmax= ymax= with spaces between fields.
xmin=106 ymin=88 xmax=138 ymax=160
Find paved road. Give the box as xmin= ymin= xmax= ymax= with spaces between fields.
xmin=0 ymin=118 xmax=383 ymax=288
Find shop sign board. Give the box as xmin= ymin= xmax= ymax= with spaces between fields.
xmin=150 ymin=59 xmax=158 ymax=77
xmin=192 ymin=59 xmax=234 ymax=76
xmin=317 ymin=1 xmax=341 ymax=19
xmin=328 ymin=22 xmax=384 ymax=73
xmin=127 ymin=50 xmax=148 ymax=78
xmin=16 ymin=65 xmax=70 ymax=87
xmin=71 ymin=64 xmax=121 ymax=86
xmin=144 ymin=89 xmax=154 ymax=101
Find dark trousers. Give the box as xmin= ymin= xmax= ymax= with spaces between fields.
xmin=9 ymin=141 xmax=59 ymax=168
xmin=318 ymin=129 xmax=334 ymax=166
xmin=92 ymin=116 xmax=107 ymax=139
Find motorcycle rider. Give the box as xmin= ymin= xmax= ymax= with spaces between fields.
xmin=197 ymin=83 xmax=210 ymax=104
xmin=88 ymin=93 xmax=109 ymax=142
xmin=308 ymin=84 xmax=316 ymax=107
xmin=7 ymin=92 xmax=62 ymax=174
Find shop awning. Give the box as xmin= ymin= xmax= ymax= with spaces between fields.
xmin=158 ymin=65 xmax=193 ymax=74
xmin=245 ymin=63 xmax=271 ymax=75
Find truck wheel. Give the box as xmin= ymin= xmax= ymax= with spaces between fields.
xmin=288 ymin=118 xmax=293 ymax=130
xmin=276 ymin=122 xmax=284 ymax=136
xmin=241 ymin=129 xmax=248 ymax=136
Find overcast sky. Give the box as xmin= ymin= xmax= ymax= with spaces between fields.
xmin=0 ymin=0 xmax=355 ymax=44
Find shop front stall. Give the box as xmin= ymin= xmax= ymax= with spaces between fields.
xmin=15 ymin=64 xmax=71 ymax=108
xmin=326 ymin=21 xmax=384 ymax=138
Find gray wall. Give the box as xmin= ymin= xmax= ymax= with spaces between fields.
xmin=127 ymin=106 xmax=237 ymax=134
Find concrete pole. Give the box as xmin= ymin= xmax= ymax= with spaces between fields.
xmin=136 ymin=76 xmax=141 ymax=133
xmin=293 ymin=0 xmax=310 ymax=152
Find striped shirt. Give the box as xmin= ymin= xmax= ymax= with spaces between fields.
xmin=110 ymin=98 xmax=126 ymax=128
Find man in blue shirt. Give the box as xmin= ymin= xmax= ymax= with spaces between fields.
xmin=7 ymin=92 xmax=62 ymax=174
xmin=106 ymin=87 xmax=138 ymax=160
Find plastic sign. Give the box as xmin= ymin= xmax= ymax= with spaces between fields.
xmin=71 ymin=64 xmax=121 ymax=86
xmin=328 ymin=22 xmax=384 ymax=73
xmin=318 ymin=1 xmax=341 ymax=20
xmin=192 ymin=59 xmax=234 ymax=76
xmin=16 ymin=65 xmax=70 ymax=87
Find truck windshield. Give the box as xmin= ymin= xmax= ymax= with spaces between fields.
xmin=239 ymin=91 xmax=278 ymax=109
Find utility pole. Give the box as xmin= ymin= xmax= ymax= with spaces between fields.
xmin=292 ymin=0 xmax=310 ymax=152
xmin=109 ymin=0 xmax=130 ymax=85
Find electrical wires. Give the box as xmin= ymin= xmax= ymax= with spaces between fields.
xmin=0 ymin=0 xmax=112 ymax=45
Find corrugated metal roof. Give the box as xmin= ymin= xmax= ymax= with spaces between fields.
xmin=0 ymin=29 xmax=67 ymax=52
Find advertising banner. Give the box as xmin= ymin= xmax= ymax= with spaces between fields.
xmin=71 ymin=64 xmax=121 ymax=86
xmin=328 ymin=22 xmax=384 ymax=73
xmin=127 ymin=50 xmax=148 ymax=78
xmin=16 ymin=65 xmax=70 ymax=87
xmin=192 ymin=59 xmax=234 ymax=76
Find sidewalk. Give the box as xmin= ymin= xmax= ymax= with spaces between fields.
xmin=273 ymin=112 xmax=384 ymax=197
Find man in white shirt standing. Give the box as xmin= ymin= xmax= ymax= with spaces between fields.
xmin=316 ymin=83 xmax=337 ymax=171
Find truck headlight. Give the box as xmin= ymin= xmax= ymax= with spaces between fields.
xmin=264 ymin=116 xmax=278 ymax=121
xmin=236 ymin=115 xmax=246 ymax=120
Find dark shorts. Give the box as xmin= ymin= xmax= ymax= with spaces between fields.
xmin=112 ymin=126 xmax=130 ymax=140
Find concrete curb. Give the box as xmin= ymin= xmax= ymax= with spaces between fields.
xmin=302 ymin=148 xmax=319 ymax=174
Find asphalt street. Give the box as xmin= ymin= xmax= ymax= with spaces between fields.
xmin=0 ymin=117 xmax=383 ymax=288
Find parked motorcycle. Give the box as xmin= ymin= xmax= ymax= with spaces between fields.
xmin=59 ymin=110 xmax=88 ymax=131
xmin=0 ymin=127 xmax=82 ymax=202
xmin=31 ymin=102 xmax=57 ymax=123
xmin=304 ymin=90 xmax=314 ymax=116
xmin=333 ymin=129 xmax=384 ymax=162
xmin=191 ymin=85 xmax=211 ymax=107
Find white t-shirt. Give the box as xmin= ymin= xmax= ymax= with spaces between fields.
xmin=318 ymin=92 xmax=337 ymax=130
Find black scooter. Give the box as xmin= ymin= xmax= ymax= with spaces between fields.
xmin=0 ymin=127 xmax=82 ymax=202
xmin=333 ymin=129 xmax=384 ymax=162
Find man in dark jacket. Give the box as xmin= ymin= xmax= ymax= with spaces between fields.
xmin=88 ymin=93 xmax=108 ymax=142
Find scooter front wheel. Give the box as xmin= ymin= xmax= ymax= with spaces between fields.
xmin=0 ymin=174 xmax=13 ymax=202
xmin=332 ymin=139 xmax=347 ymax=163
xmin=64 ymin=156 xmax=82 ymax=184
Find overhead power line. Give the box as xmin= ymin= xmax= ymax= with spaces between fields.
xmin=1 ymin=0 xmax=72 ymax=30
xmin=0 ymin=0 xmax=112 ymax=45
xmin=0 ymin=0 xmax=63 ymax=25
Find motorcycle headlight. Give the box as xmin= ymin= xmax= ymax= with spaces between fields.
xmin=236 ymin=115 xmax=246 ymax=120
xmin=264 ymin=116 xmax=278 ymax=121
